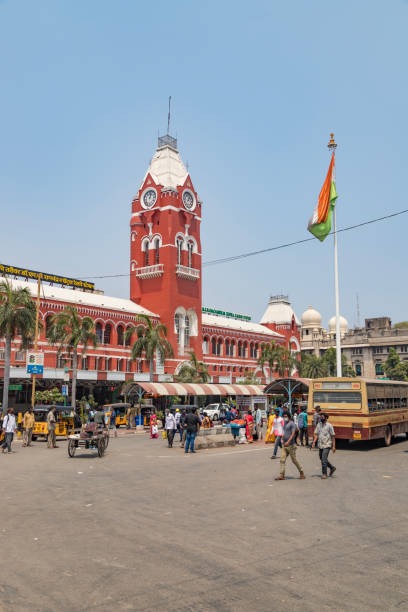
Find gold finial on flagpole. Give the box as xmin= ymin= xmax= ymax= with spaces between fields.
xmin=328 ymin=133 xmax=337 ymax=153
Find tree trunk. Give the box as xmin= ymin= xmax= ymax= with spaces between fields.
xmin=71 ymin=350 xmax=78 ymax=409
xmin=2 ymin=335 xmax=12 ymax=413
xmin=149 ymin=358 xmax=154 ymax=382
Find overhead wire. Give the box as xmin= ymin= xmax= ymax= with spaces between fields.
xmin=78 ymin=207 xmax=408 ymax=279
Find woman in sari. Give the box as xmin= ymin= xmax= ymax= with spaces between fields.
xmin=150 ymin=413 xmax=159 ymax=438
xmin=244 ymin=410 xmax=254 ymax=443
xmin=265 ymin=410 xmax=276 ymax=444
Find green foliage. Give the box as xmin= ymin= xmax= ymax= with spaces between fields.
xmin=383 ymin=347 xmax=408 ymax=380
xmin=394 ymin=321 xmax=408 ymax=329
xmin=35 ymin=387 xmax=64 ymax=405
xmin=299 ymin=349 xmax=356 ymax=378
xmin=258 ymin=342 xmax=299 ymax=382
xmin=126 ymin=314 xmax=173 ymax=381
xmin=174 ymin=352 xmax=209 ymax=383
xmin=0 ymin=279 xmax=38 ymax=411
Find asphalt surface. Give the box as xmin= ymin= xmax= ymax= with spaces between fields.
xmin=1 ymin=432 xmax=408 ymax=612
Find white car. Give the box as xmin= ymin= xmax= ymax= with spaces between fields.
xmin=202 ymin=403 xmax=230 ymax=421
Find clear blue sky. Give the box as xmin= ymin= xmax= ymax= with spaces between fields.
xmin=1 ymin=0 xmax=407 ymax=329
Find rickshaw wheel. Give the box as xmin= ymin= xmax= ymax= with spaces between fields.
xmin=68 ymin=439 xmax=76 ymax=457
xmin=104 ymin=431 xmax=110 ymax=449
xmin=97 ymin=437 xmax=105 ymax=457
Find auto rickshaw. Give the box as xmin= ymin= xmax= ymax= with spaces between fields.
xmin=103 ymin=403 xmax=131 ymax=428
xmin=32 ymin=405 xmax=74 ymax=440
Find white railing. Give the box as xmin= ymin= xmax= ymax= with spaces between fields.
xmin=135 ymin=264 xmax=164 ymax=279
xmin=175 ymin=265 xmax=200 ymax=280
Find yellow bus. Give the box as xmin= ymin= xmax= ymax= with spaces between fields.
xmin=307 ymin=378 xmax=408 ymax=446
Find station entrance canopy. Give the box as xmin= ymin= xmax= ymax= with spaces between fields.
xmin=132 ymin=382 xmax=266 ymax=397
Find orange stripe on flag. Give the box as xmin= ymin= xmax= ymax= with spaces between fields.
xmin=315 ymin=153 xmax=335 ymax=224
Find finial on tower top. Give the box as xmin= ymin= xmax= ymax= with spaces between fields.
xmin=167 ymin=96 xmax=172 ymax=134
xmin=327 ymin=132 xmax=337 ymax=153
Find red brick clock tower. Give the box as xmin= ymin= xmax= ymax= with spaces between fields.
xmin=130 ymin=135 xmax=203 ymax=368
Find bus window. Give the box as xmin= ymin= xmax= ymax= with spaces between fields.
xmin=313 ymin=391 xmax=361 ymax=406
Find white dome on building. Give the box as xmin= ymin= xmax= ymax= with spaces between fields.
xmin=301 ymin=306 xmax=322 ymax=328
xmin=328 ymin=315 xmax=348 ymax=334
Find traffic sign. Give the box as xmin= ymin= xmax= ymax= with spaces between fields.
xmin=26 ymin=351 xmax=44 ymax=375
xmin=61 ymin=384 xmax=69 ymax=396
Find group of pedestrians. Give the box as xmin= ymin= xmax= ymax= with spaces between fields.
xmin=265 ymin=405 xmax=336 ymax=480
xmin=1 ymin=405 xmax=59 ymax=453
xmin=150 ymin=407 xmax=202 ymax=454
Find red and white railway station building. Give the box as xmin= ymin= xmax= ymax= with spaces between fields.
xmin=1 ymin=134 xmax=301 ymax=406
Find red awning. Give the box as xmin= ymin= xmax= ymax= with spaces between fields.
xmin=134 ymin=382 xmax=267 ymax=397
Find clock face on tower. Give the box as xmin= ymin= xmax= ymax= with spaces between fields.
xmin=141 ymin=188 xmax=157 ymax=210
xmin=182 ymin=189 xmax=196 ymax=211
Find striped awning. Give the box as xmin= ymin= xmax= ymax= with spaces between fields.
xmin=134 ymin=382 xmax=267 ymax=397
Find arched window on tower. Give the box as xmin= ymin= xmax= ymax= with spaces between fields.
xmin=155 ymin=238 xmax=160 ymax=265
xmin=125 ymin=326 xmax=132 ymax=347
xmin=144 ymin=242 xmax=149 ymax=266
xmin=187 ymin=241 xmax=193 ymax=268
xmin=211 ymin=338 xmax=217 ymax=355
xmin=177 ymin=237 xmax=183 ymax=265
xmin=95 ymin=322 xmax=103 ymax=344
xmin=184 ymin=315 xmax=190 ymax=348
xmin=45 ymin=315 xmax=53 ymax=339
xmin=217 ymin=338 xmax=222 ymax=356
xmin=174 ymin=313 xmax=182 ymax=345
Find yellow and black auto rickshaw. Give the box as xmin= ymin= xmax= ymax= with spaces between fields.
xmin=103 ymin=403 xmax=131 ymax=428
xmin=32 ymin=405 xmax=74 ymax=440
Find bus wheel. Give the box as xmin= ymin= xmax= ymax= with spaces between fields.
xmin=384 ymin=426 xmax=392 ymax=447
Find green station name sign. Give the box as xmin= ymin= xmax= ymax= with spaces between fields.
xmin=202 ymin=307 xmax=251 ymax=322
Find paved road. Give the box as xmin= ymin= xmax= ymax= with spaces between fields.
xmin=1 ymin=433 xmax=407 ymax=611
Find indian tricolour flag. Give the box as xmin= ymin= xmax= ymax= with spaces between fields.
xmin=307 ymin=153 xmax=338 ymax=241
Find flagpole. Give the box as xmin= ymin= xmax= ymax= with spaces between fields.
xmin=328 ymin=134 xmax=342 ymax=377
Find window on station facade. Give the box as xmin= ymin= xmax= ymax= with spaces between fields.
xmin=81 ymin=357 xmax=89 ymax=370
xmin=126 ymin=360 xmax=133 ymax=373
xmin=144 ymin=242 xmax=149 ymax=266
xmin=184 ymin=315 xmax=190 ymax=347
xmin=187 ymin=241 xmax=193 ymax=268
xmin=95 ymin=322 xmax=103 ymax=344
xmin=217 ymin=339 xmax=222 ymax=356
xmin=45 ymin=315 xmax=53 ymax=339
xmin=155 ymin=238 xmax=160 ymax=264
xmin=211 ymin=338 xmax=217 ymax=355
xmin=105 ymin=357 xmax=112 ymax=371
xmin=355 ymin=363 xmax=362 ymax=376
xmin=177 ymin=237 xmax=183 ymax=265
xmin=175 ymin=313 xmax=182 ymax=345
xmin=375 ymin=362 xmax=384 ymax=376
xmin=117 ymin=325 xmax=124 ymax=346
xmin=117 ymin=359 xmax=123 ymax=372
xmin=56 ymin=354 xmax=66 ymax=369
xmin=125 ymin=326 xmax=132 ymax=347
xmin=202 ymin=337 xmax=209 ymax=354
xmin=104 ymin=324 xmax=112 ymax=345
xmin=95 ymin=357 xmax=102 ymax=371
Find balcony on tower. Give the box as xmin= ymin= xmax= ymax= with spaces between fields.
xmin=135 ymin=264 xmax=164 ymax=279
xmin=175 ymin=264 xmax=200 ymax=281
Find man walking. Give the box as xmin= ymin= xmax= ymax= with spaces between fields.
xmin=312 ymin=413 xmax=336 ymax=479
xmin=254 ymin=405 xmax=263 ymax=441
xmin=298 ymin=405 xmax=309 ymax=447
xmin=175 ymin=408 xmax=183 ymax=442
xmin=312 ymin=405 xmax=322 ymax=428
xmin=165 ymin=410 xmax=176 ymax=448
xmin=184 ymin=408 xmax=201 ymax=454
xmin=2 ymin=408 xmax=17 ymax=453
xmin=47 ymin=406 xmax=58 ymax=448
xmin=22 ymin=407 xmax=35 ymax=447
xmin=275 ymin=412 xmax=305 ymax=481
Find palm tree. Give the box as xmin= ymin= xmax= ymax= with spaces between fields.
xmin=258 ymin=341 xmax=284 ymax=383
xmin=275 ymin=347 xmax=299 ymax=377
xmin=174 ymin=352 xmax=209 ymax=383
xmin=126 ymin=314 xmax=173 ymax=382
xmin=48 ymin=306 xmax=97 ymax=409
xmin=0 ymin=280 xmax=37 ymax=412
xmin=299 ymin=353 xmax=327 ymax=378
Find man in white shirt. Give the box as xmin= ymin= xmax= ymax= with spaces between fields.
xmin=2 ymin=408 xmax=17 ymax=453
xmin=165 ymin=410 xmax=177 ymax=448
